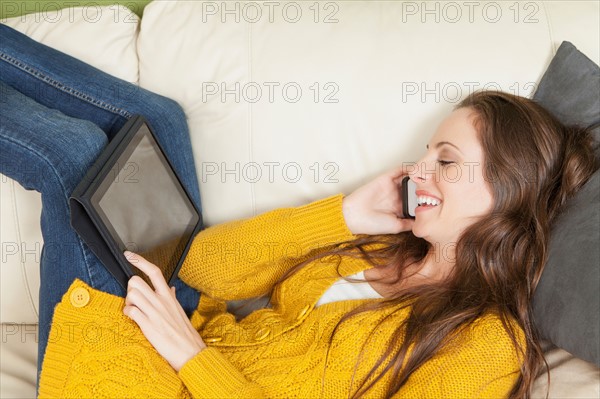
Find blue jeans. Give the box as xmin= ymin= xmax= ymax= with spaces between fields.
xmin=0 ymin=24 xmax=202 ymax=391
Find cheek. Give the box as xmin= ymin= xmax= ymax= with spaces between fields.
xmin=444 ymin=168 xmax=493 ymax=217
xmin=470 ymin=187 xmax=493 ymax=215
xmin=460 ymin=177 xmax=493 ymax=216
xmin=473 ymin=165 xmax=494 ymax=212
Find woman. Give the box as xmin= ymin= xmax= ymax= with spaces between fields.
xmin=2 ymin=25 xmax=596 ymax=399
xmin=121 ymin=91 xmax=592 ymax=398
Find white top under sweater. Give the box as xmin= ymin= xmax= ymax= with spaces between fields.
xmin=315 ymin=270 xmax=383 ymax=307
xmin=228 ymin=271 xmax=383 ymax=318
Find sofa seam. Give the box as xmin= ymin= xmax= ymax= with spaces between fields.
xmin=8 ymin=178 xmax=39 ymax=319
xmin=540 ymin=1 xmax=556 ymax=55
xmin=133 ymin=2 xmax=143 ymax=85
xmin=1 ymin=134 xmax=98 ymax=292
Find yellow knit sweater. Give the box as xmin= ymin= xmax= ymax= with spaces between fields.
xmin=38 ymin=194 xmax=523 ymax=398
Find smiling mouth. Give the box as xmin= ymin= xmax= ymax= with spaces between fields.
xmin=416 ymin=196 xmax=441 ymax=207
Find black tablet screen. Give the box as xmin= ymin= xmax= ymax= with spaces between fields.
xmin=90 ymin=122 xmax=199 ymax=286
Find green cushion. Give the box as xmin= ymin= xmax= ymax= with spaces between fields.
xmin=0 ymin=0 xmax=153 ymax=19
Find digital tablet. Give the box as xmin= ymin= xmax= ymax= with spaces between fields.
xmin=70 ymin=115 xmax=202 ymax=290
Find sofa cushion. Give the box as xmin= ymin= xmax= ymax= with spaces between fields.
xmin=136 ymin=0 xmax=560 ymax=226
xmin=0 ymin=323 xmax=39 ymax=399
xmin=533 ymin=41 xmax=600 ymax=156
xmin=1 ymin=4 xmax=140 ymax=83
xmin=531 ymin=340 xmax=600 ymax=398
xmin=532 ymin=41 xmax=600 ymax=367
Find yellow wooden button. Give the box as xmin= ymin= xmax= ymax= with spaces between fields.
xmin=205 ymin=336 xmax=222 ymax=343
xmin=254 ymin=327 xmax=271 ymax=341
xmin=70 ymin=287 xmax=90 ymax=308
xmin=296 ymin=304 xmax=311 ymax=321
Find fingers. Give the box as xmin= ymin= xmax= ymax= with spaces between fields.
xmin=123 ymin=283 xmax=178 ymax=337
xmin=126 ymin=260 xmax=191 ymax=330
xmin=125 ymin=251 xmax=171 ymax=296
xmin=388 ymin=164 xmax=406 ymax=176
xmin=384 ymin=165 xmax=412 ymax=186
xmin=124 ymin=251 xmax=182 ymax=323
xmin=128 ymin=279 xmax=200 ymax=349
xmin=125 ymin=283 xmax=160 ymax=319
xmin=122 ymin=303 xmax=150 ymax=330
xmin=128 ymin=278 xmax=187 ymax=331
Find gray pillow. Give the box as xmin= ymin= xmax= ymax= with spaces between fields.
xmin=531 ymin=41 xmax=600 ymax=367
xmin=533 ymin=41 xmax=600 ymax=156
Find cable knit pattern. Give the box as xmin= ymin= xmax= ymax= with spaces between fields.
xmin=38 ymin=193 xmax=523 ymax=398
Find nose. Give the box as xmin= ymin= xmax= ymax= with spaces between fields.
xmin=409 ymin=161 xmax=427 ymax=183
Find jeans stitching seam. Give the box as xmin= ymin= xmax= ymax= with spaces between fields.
xmin=0 ymin=52 xmax=133 ymax=119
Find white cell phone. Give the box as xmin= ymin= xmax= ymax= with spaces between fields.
xmin=401 ymin=176 xmax=417 ymax=219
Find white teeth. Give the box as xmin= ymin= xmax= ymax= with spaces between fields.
xmin=417 ymin=196 xmax=440 ymax=206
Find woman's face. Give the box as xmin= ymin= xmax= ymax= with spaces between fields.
xmin=408 ymin=107 xmax=494 ymax=250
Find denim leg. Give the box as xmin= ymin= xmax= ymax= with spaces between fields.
xmin=0 ymin=82 xmax=123 ymax=390
xmin=0 ymin=24 xmax=202 ymax=307
xmin=0 ymin=24 xmax=202 ymax=389
xmin=0 ymin=24 xmax=201 ymax=210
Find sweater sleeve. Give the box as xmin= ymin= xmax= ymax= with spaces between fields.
xmin=178 ymin=348 xmax=265 ymax=398
xmin=394 ymin=315 xmax=525 ymax=399
xmin=178 ymin=193 xmax=357 ymax=300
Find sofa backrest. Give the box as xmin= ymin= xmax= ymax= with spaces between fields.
xmin=136 ymin=1 xmax=600 ymax=225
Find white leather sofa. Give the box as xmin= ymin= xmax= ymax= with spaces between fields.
xmin=1 ymin=1 xmax=599 ymax=397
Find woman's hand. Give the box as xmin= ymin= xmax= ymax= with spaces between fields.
xmin=342 ymin=165 xmax=415 ymax=235
xmin=122 ymin=251 xmax=206 ymax=372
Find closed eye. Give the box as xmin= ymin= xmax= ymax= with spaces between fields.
xmin=437 ymin=160 xmax=454 ymax=166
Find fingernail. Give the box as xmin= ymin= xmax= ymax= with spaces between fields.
xmin=124 ymin=250 xmax=134 ymax=257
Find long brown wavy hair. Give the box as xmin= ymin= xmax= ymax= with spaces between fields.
xmin=269 ymin=90 xmax=598 ymax=398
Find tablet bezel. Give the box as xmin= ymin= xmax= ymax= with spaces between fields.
xmin=86 ymin=116 xmax=202 ymax=288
